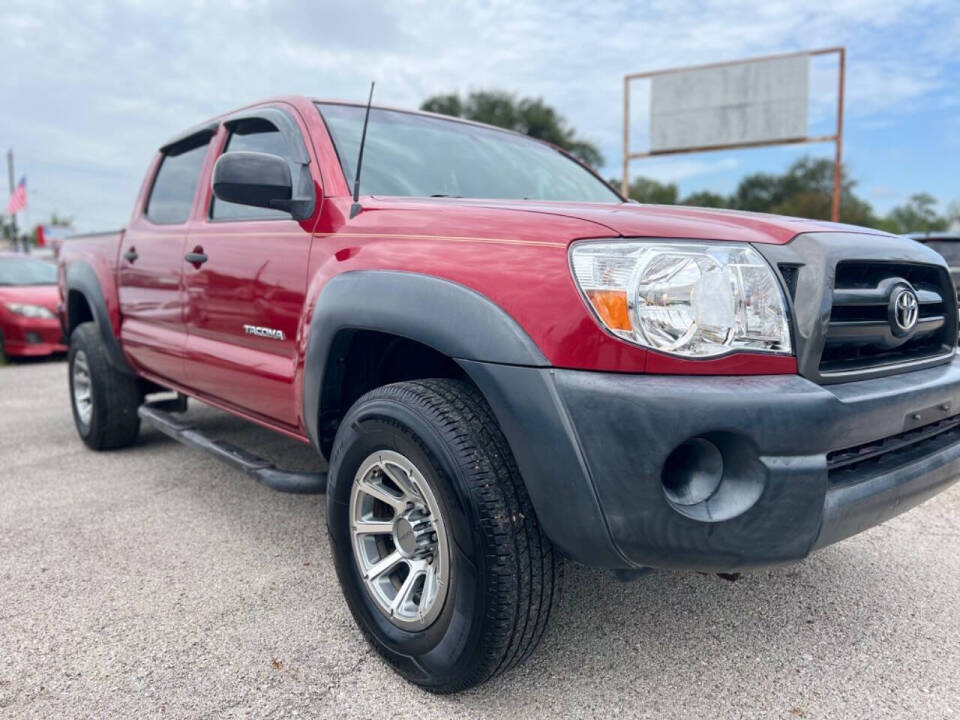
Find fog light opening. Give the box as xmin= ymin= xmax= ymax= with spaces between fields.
xmin=661 ymin=437 xmax=723 ymax=507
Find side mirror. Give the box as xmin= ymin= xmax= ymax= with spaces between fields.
xmin=212 ymin=151 xmax=294 ymax=214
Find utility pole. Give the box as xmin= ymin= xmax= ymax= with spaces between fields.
xmin=6 ymin=149 xmax=18 ymax=251
xmin=830 ymin=47 xmax=846 ymax=223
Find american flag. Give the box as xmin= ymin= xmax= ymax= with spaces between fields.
xmin=6 ymin=176 xmax=26 ymax=215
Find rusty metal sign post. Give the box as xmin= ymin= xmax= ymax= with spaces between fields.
xmin=623 ymin=47 xmax=846 ymax=221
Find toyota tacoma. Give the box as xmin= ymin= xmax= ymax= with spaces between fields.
xmin=58 ymin=96 xmax=960 ymax=693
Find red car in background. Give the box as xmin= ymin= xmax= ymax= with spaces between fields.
xmin=0 ymin=253 xmax=67 ymax=359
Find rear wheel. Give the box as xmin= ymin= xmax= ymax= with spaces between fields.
xmin=327 ymin=378 xmax=561 ymax=693
xmin=68 ymin=322 xmax=141 ymax=450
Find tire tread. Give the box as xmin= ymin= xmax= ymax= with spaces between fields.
xmin=359 ymin=378 xmax=561 ymax=692
xmin=69 ymin=322 xmax=141 ymax=450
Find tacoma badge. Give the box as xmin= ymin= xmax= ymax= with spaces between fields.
xmin=243 ymin=324 xmax=285 ymax=341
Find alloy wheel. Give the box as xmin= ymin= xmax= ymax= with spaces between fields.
xmin=348 ymin=450 xmax=450 ymax=630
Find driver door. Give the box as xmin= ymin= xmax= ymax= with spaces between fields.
xmin=180 ymin=109 xmax=317 ymax=428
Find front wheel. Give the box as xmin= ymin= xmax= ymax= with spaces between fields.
xmin=68 ymin=322 xmax=141 ymax=450
xmin=326 ymin=379 xmax=561 ymax=693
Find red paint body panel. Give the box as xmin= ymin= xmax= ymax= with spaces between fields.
xmin=0 ymin=284 xmax=67 ymax=357
xmin=59 ymin=95 xmax=888 ymax=440
xmin=117 ymin=224 xmax=189 ymax=383
xmin=56 ymin=231 xmax=124 ymax=339
xmin=455 ymin=199 xmax=885 ymax=245
xmin=180 ymin=221 xmax=314 ymax=426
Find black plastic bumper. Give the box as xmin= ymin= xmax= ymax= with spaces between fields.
xmin=460 ymin=355 xmax=960 ymax=572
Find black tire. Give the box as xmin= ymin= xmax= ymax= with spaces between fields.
xmin=0 ymin=330 xmax=6 ymax=363
xmin=68 ymin=322 xmax=141 ymax=450
xmin=326 ymin=378 xmax=561 ymax=694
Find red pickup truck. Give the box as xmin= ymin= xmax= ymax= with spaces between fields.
xmin=58 ymin=95 xmax=960 ymax=693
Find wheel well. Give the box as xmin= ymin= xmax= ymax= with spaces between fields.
xmin=66 ymin=290 xmax=94 ymax=337
xmin=318 ymin=330 xmax=465 ymax=457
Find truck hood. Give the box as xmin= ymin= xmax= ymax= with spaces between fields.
xmin=370 ymin=197 xmax=894 ymax=246
xmin=531 ymin=201 xmax=892 ymax=245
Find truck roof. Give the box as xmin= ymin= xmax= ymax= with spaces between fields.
xmin=159 ymin=95 xmax=571 ymax=158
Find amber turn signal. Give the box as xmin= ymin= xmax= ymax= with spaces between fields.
xmin=585 ymin=289 xmax=632 ymax=331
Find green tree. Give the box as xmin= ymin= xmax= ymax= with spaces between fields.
xmin=728 ymin=157 xmax=877 ymax=226
xmin=420 ymin=93 xmax=463 ymax=118
xmin=421 ymin=90 xmax=604 ymax=168
xmin=0 ymin=214 xmax=19 ymax=245
xmin=681 ymin=190 xmax=728 ymax=208
xmin=730 ymin=172 xmax=782 ymax=212
xmin=606 ymin=156 xmax=949 ymax=234
xmin=608 ymin=176 xmax=678 ymax=204
xmin=946 ymin=200 xmax=960 ymax=230
xmin=630 ymin=177 xmax=678 ymax=204
xmin=884 ymin=193 xmax=950 ymax=234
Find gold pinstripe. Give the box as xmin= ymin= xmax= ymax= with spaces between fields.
xmin=131 ymin=229 xmax=565 ymax=248
xmin=311 ymin=232 xmax=563 ymax=249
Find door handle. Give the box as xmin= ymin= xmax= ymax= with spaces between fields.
xmin=184 ymin=250 xmax=208 ymax=267
xmin=123 ymin=248 xmax=138 ymax=263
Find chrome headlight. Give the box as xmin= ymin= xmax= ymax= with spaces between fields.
xmin=570 ymin=240 xmax=791 ymax=358
xmin=4 ymin=302 xmax=56 ymax=319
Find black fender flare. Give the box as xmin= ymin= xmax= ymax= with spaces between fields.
xmin=301 ymin=270 xmax=548 ymax=450
xmin=63 ymin=261 xmax=136 ymax=376
xmin=302 ymin=270 xmax=626 ymax=567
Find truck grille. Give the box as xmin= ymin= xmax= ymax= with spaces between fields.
xmin=819 ymin=261 xmax=956 ymax=376
xmin=827 ymin=415 xmax=960 ymax=484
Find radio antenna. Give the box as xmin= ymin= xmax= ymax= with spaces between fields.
xmin=350 ymin=81 xmax=375 ymax=219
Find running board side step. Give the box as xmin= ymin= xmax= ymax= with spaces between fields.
xmin=138 ymin=404 xmax=327 ymax=494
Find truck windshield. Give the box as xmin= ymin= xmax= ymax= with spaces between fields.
xmin=316 ymin=103 xmax=621 ymax=203
xmin=0 ymin=257 xmax=57 ymax=286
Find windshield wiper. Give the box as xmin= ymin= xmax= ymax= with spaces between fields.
xmin=429 ymin=194 xmax=463 ymax=198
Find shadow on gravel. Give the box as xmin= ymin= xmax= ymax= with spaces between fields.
xmin=0 ymin=353 xmax=66 ymax=367
xmin=136 ymin=400 xmax=325 ymax=473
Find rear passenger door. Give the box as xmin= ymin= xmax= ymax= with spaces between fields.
xmin=180 ymin=108 xmax=317 ymax=428
xmin=118 ymin=129 xmax=214 ymax=383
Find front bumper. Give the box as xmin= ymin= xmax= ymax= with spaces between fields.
xmin=1 ymin=316 xmax=68 ymax=357
xmin=462 ymin=355 xmax=960 ymax=572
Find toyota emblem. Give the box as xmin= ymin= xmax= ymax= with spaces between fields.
xmin=892 ymin=287 xmax=919 ymax=333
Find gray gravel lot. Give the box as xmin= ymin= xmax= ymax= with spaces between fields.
xmin=1 ymin=358 xmax=959 ymax=719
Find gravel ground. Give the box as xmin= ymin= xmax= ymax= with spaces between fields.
xmin=1 ymin=358 xmax=959 ymax=719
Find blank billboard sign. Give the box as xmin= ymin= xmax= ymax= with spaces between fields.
xmin=650 ymin=55 xmax=809 ymax=153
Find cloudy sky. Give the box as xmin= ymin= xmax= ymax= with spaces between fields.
xmin=1 ymin=0 xmax=957 ymax=232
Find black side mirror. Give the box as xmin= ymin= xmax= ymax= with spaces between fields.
xmin=212 ymin=151 xmax=297 ymax=216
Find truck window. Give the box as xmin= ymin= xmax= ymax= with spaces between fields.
xmin=145 ymin=136 xmax=211 ymax=225
xmin=316 ymin=102 xmax=621 ymax=203
xmin=210 ymin=118 xmax=292 ymax=221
